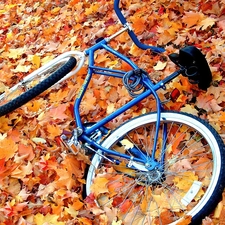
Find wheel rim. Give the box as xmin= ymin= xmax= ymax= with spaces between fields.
xmin=86 ymin=112 xmax=222 ymax=224
xmin=0 ymin=59 xmax=68 ymax=106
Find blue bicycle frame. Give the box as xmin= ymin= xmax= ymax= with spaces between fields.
xmin=72 ymin=1 xmax=185 ymax=170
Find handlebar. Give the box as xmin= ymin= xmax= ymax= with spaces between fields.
xmin=114 ymin=0 xmax=165 ymax=53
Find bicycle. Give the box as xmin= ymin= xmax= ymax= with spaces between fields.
xmin=1 ymin=0 xmax=225 ymax=224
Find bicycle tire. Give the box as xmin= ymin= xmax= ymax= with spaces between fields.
xmin=86 ymin=111 xmax=225 ymax=224
xmin=0 ymin=57 xmax=77 ymax=117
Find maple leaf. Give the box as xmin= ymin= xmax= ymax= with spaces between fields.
xmin=62 ymin=154 xmax=85 ymax=178
xmin=30 ymin=55 xmax=41 ymax=68
xmin=182 ymin=12 xmax=204 ymax=28
xmin=34 ymin=213 xmax=65 ymax=225
xmin=3 ymin=48 xmax=26 ymax=59
xmin=48 ymin=104 xmax=69 ymax=120
xmin=1 ymin=0 xmax=225 ymax=223
xmin=80 ymin=91 xmax=97 ymax=115
xmin=197 ymin=17 xmax=217 ymax=30
xmin=64 ymin=204 xmax=78 ymax=218
xmin=0 ymin=137 xmax=18 ymax=161
xmin=55 ymin=168 xmax=76 ymax=190
xmin=46 ymin=124 xmax=61 ymax=139
xmin=18 ymin=143 xmax=35 ymax=161
xmin=130 ymin=16 xmax=146 ymax=34
xmin=196 ymin=93 xmax=214 ymax=112
xmin=48 ymin=89 xmax=69 ymax=103
xmin=11 ymin=161 xmax=33 ymax=179
xmin=171 ymin=132 xmax=186 ymax=154
xmin=176 ymin=215 xmax=192 ymax=225
xmin=113 ymin=161 xmax=136 ymax=177
xmin=77 ymin=217 xmax=93 ymax=225
xmin=90 ymin=176 xmax=109 ymax=197
xmin=180 ymin=104 xmax=198 ymax=116
xmin=153 ymin=61 xmax=167 ymax=71
xmin=173 ymin=171 xmax=198 ymax=191
xmin=12 ymin=65 xmax=31 ymax=73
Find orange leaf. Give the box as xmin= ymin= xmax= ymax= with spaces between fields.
xmin=119 ymin=199 xmax=133 ymax=214
xmin=182 ymin=12 xmax=204 ymax=28
xmin=155 ymin=210 xmax=174 ymax=224
xmin=49 ymin=104 xmax=69 ymax=120
xmin=62 ymin=154 xmax=85 ymax=178
xmin=130 ymin=17 xmax=146 ymax=34
xmin=78 ymin=217 xmax=93 ymax=225
xmin=18 ymin=143 xmax=35 ymax=161
xmin=172 ymin=132 xmax=186 ymax=154
xmin=176 ymin=215 xmax=192 ymax=225
xmin=46 ymin=124 xmax=61 ymax=139
xmin=193 ymin=157 xmax=212 ymax=179
xmin=219 ymin=112 xmax=225 ymax=122
xmin=90 ymin=176 xmax=109 ymax=197
xmin=0 ymin=137 xmax=18 ymax=161
xmin=55 ymin=168 xmax=76 ymax=190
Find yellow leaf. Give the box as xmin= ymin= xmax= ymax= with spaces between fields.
xmin=6 ymin=31 xmax=13 ymax=41
xmin=120 ymin=139 xmax=134 ymax=150
xmin=197 ymin=17 xmax=217 ymax=30
xmin=85 ymin=3 xmax=99 ymax=16
xmin=173 ymin=171 xmax=198 ymax=191
xmin=12 ymin=65 xmax=31 ymax=73
xmin=107 ymin=103 xmax=115 ymax=114
xmin=153 ymin=61 xmax=167 ymax=71
xmin=180 ymin=104 xmax=198 ymax=116
xmin=5 ymin=48 xmax=26 ymax=59
xmin=90 ymin=176 xmax=109 ymax=196
xmin=25 ymin=99 xmax=43 ymax=112
xmin=129 ymin=43 xmax=145 ymax=57
xmin=65 ymin=204 xmax=78 ymax=218
xmin=140 ymin=187 xmax=152 ymax=213
xmin=113 ymin=161 xmax=136 ymax=177
xmin=41 ymin=55 xmax=55 ymax=65
xmin=34 ymin=213 xmax=65 ymax=225
xmin=32 ymin=137 xmax=47 ymax=144
xmin=31 ymin=55 xmax=41 ymax=68
xmin=0 ymin=82 xmax=6 ymax=92
xmin=51 ymin=7 xmax=61 ymax=14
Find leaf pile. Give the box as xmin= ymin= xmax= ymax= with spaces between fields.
xmin=0 ymin=0 xmax=225 ymax=224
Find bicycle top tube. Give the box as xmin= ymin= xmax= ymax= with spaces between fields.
xmin=114 ymin=0 xmax=165 ymax=53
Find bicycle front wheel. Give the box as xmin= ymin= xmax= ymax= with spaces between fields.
xmin=86 ymin=111 xmax=225 ymax=224
xmin=0 ymin=57 xmax=77 ymax=117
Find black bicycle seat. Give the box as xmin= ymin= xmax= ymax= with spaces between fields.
xmin=169 ymin=46 xmax=212 ymax=90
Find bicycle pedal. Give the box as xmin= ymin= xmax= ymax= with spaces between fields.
xmin=60 ymin=134 xmax=81 ymax=155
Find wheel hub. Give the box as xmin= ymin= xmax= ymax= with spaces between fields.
xmin=137 ymin=170 xmax=165 ymax=185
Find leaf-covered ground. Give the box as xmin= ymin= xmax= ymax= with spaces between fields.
xmin=1 ymin=0 xmax=225 ymax=224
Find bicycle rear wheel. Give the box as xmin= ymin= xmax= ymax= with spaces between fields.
xmin=0 ymin=57 xmax=77 ymax=117
xmin=86 ymin=111 xmax=225 ymax=224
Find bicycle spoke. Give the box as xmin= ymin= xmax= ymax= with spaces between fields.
xmin=86 ymin=112 xmax=225 ymax=224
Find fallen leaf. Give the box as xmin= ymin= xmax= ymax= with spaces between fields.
xmin=90 ymin=176 xmax=109 ymax=197
xmin=34 ymin=213 xmax=65 ymax=225
xmin=153 ymin=61 xmax=167 ymax=71
xmin=0 ymin=137 xmax=18 ymax=160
